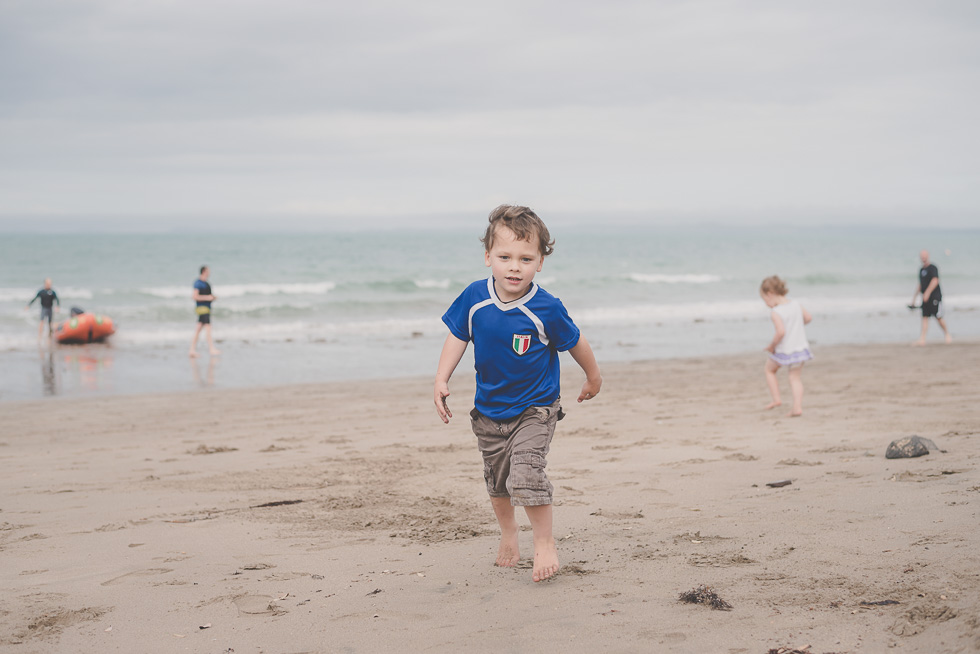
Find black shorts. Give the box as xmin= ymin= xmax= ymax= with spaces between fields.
xmin=922 ymin=298 xmax=944 ymax=319
xmin=198 ymin=313 xmax=211 ymax=324
xmin=40 ymin=307 xmax=53 ymax=323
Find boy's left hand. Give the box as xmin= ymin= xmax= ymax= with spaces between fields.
xmin=434 ymin=380 xmax=453 ymax=423
xmin=577 ymin=376 xmax=602 ymax=403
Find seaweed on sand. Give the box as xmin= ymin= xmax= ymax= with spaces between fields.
xmin=678 ymin=584 xmax=733 ymax=610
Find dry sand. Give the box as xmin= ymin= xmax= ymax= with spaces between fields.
xmin=1 ymin=342 xmax=978 ymax=653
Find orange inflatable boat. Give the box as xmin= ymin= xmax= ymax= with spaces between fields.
xmin=55 ymin=312 xmax=116 ymax=344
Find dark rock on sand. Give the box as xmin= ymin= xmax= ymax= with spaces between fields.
xmin=885 ymin=436 xmax=943 ymax=459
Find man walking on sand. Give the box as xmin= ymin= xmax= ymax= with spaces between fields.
xmin=912 ymin=250 xmax=951 ymax=346
xmin=190 ymin=265 xmax=221 ymax=357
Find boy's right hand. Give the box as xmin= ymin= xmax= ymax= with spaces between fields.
xmin=434 ymin=381 xmax=452 ymax=423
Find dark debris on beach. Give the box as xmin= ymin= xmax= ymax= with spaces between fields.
xmin=250 ymin=499 xmax=303 ymax=509
xmin=678 ymin=584 xmax=732 ymax=610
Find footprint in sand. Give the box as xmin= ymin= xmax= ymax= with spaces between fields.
xmin=101 ymin=568 xmax=173 ymax=586
xmin=687 ymin=552 xmax=756 ymax=567
xmin=725 ymin=453 xmax=759 ymax=462
xmin=590 ymin=509 xmax=644 ymax=520
xmin=16 ymin=607 xmax=107 ymax=641
xmin=233 ymin=595 xmax=287 ymax=616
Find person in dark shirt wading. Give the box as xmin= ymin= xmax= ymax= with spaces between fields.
xmin=25 ymin=278 xmax=60 ymax=340
xmin=912 ymin=249 xmax=951 ymax=346
xmin=190 ymin=265 xmax=221 ymax=357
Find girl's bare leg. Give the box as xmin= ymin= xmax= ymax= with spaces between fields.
xmin=764 ymin=359 xmax=781 ymax=409
xmin=787 ymin=364 xmax=804 ymax=416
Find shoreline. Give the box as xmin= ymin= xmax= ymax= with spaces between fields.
xmin=1 ymin=341 xmax=978 ymax=652
xmin=2 ymin=336 xmax=975 ymax=406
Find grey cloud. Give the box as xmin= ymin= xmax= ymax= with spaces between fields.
xmin=4 ymin=0 xmax=977 ymax=118
xmin=0 ymin=0 xmax=978 ymax=221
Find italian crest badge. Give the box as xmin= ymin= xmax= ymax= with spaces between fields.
xmin=512 ymin=334 xmax=531 ymax=355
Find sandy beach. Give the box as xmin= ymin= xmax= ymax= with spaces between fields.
xmin=1 ymin=341 xmax=978 ymax=653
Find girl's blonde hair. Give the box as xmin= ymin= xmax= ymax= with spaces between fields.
xmin=760 ymin=275 xmax=788 ymax=296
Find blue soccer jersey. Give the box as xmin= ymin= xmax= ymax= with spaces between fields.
xmin=442 ymin=277 xmax=581 ymax=421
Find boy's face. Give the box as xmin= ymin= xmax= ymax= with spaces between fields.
xmin=485 ymin=225 xmax=544 ymax=302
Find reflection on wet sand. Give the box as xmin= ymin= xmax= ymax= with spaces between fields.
xmin=38 ymin=347 xmax=57 ymax=396
xmin=25 ymin=344 xmax=220 ymax=400
xmin=48 ymin=344 xmax=115 ymax=396
xmin=190 ymin=355 xmax=216 ymax=388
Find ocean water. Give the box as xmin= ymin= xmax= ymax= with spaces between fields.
xmin=2 ymin=226 xmax=978 ymax=401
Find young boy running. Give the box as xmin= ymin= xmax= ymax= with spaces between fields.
xmin=434 ymin=205 xmax=602 ymax=582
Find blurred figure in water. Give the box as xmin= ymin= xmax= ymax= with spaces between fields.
xmin=912 ymin=250 xmax=951 ymax=345
xmin=190 ymin=265 xmax=221 ymax=357
xmin=25 ymin=278 xmax=60 ymax=340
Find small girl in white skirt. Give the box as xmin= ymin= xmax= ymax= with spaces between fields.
xmin=760 ymin=275 xmax=813 ymax=417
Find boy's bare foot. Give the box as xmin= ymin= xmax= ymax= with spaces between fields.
xmin=189 ymin=350 xmax=199 ymax=358
xmin=209 ymin=348 xmax=221 ymax=355
xmin=787 ymin=410 xmax=802 ymax=417
xmin=945 ymin=334 xmax=952 ymax=344
xmin=912 ymin=340 xmax=926 ymax=347
xmin=532 ymin=538 xmax=559 ymax=582
xmin=495 ymin=531 xmax=520 ymax=568
xmin=764 ymin=401 xmax=781 ymax=410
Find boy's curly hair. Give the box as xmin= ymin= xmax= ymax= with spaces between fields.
xmin=760 ymin=275 xmax=788 ymax=296
xmin=481 ymin=205 xmax=555 ymax=257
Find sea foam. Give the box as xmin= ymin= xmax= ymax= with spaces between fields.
xmin=135 ymin=282 xmax=337 ymax=299
xmin=627 ymin=273 xmax=723 ymax=285
xmin=413 ymin=279 xmax=451 ymax=289
xmin=0 ymin=287 xmax=94 ymax=301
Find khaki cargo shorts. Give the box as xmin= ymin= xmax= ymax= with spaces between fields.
xmin=470 ymin=400 xmax=564 ymax=507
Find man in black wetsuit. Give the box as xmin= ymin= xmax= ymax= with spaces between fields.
xmin=26 ymin=278 xmax=60 ymax=339
xmin=912 ymin=249 xmax=951 ymax=345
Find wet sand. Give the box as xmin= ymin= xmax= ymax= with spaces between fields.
xmin=1 ymin=342 xmax=978 ymax=653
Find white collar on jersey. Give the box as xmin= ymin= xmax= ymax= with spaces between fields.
xmin=487 ymin=276 xmax=539 ymax=311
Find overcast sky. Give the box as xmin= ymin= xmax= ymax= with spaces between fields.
xmin=1 ymin=0 xmax=978 ymax=229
